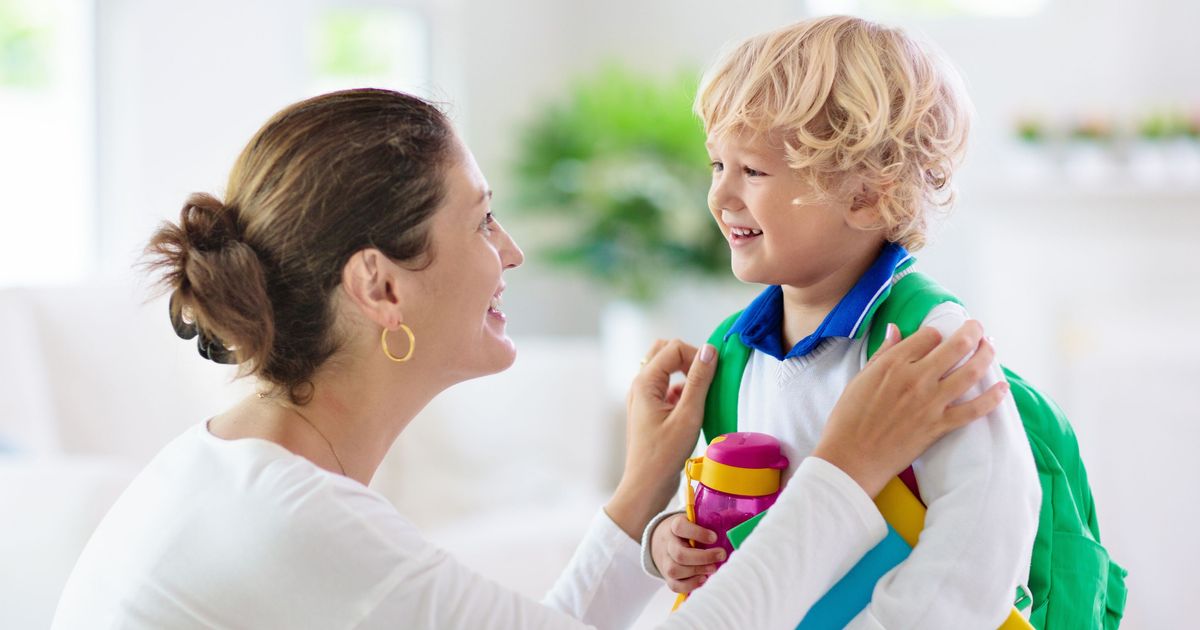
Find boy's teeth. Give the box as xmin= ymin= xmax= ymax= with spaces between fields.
xmin=490 ymin=295 xmax=503 ymax=311
xmin=732 ymin=227 xmax=763 ymax=236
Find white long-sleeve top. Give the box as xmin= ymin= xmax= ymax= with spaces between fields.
xmin=734 ymin=302 xmax=1041 ymax=629
xmin=53 ymin=421 xmax=890 ymax=629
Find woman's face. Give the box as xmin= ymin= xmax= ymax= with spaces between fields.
xmin=408 ymin=136 xmax=524 ymax=382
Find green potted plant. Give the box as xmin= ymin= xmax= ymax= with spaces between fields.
xmin=1129 ymin=111 xmax=1172 ymax=185
xmin=1186 ymin=112 xmax=1200 ymax=142
xmin=1164 ymin=109 xmax=1200 ymax=183
xmin=1014 ymin=115 xmax=1049 ymax=144
xmin=1063 ymin=115 xmax=1117 ymax=184
xmin=511 ymin=64 xmax=728 ymax=304
xmin=1008 ymin=114 xmax=1055 ymax=183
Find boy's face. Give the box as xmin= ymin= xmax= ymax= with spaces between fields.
xmin=705 ymin=129 xmax=882 ymax=289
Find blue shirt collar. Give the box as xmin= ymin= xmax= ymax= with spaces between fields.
xmin=726 ymin=243 xmax=914 ymax=361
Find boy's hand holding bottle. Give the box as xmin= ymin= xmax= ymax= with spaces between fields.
xmin=651 ymin=513 xmax=725 ymax=593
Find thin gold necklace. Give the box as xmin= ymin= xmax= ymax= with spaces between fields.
xmin=258 ymin=393 xmax=346 ymax=476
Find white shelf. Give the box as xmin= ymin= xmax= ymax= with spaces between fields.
xmin=962 ymin=177 xmax=1200 ymax=205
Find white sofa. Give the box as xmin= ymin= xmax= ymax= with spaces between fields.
xmin=0 ymin=284 xmax=676 ymax=628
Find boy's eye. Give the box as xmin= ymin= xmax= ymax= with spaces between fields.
xmin=480 ymin=211 xmax=495 ymax=232
xmin=709 ymin=160 xmax=724 ymax=173
xmin=743 ymin=166 xmax=766 ymax=177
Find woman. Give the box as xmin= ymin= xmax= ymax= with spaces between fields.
xmin=53 ymin=89 xmax=1005 ymax=629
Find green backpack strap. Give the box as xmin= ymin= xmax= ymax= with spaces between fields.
xmin=702 ymin=310 xmax=751 ymax=444
xmin=865 ymin=272 xmax=962 ymax=359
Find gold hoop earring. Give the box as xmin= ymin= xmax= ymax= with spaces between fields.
xmin=381 ymin=324 xmax=415 ymax=363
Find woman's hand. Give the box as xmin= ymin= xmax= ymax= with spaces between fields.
xmin=605 ymin=340 xmax=717 ymax=539
xmin=812 ymin=321 xmax=1007 ymax=498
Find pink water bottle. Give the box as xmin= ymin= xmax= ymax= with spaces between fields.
xmin=673 ymin=432 xmax=789 ymax=610
xmin=686 ymin=432 xmax=789 ymax=559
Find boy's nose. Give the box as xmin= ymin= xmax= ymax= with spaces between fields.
xmin=708 ymin=186 xmax=733 ymax=214
xmin=709 ymin=192 xmax=744 ymax=216
xmin=708 ymin=174 xmax=744 ymax=213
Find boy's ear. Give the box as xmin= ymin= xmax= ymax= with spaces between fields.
xmin=845 ymin=183 xmax=887 ymax=232
xmin=340 ymin=249 xmax=410 ymax=329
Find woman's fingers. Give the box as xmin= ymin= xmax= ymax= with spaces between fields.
xmin=885 ymin=325 xmax=943 ymax=363
xmin=864 ymin=323 xmax=901 ymax=367
xmin=634 ymin=339 xmax=716 ymax=415
xmin=671 ymin=344 xmax=717 ymax=419
xmin=665 ymin=382 xmax=685 ymax=406
xmin=628 ymin=338 xmax=672 ymax=408
xmin=640 ymin=339 xmax=669 ymax=368
xmin=881 ymin=322 xmax=900 ymax=349
xmin=936 ymin=336 xmax=996 ymax=404
xmin=642 ymin=340 xmax=698 ymax=384
xmin=633 ymin=340 xmax=696 ymax=402
xmin=943 ymin=380 xmax=1010 ymax=430
xmin=919 ymin=319 xmax=984 ymax=375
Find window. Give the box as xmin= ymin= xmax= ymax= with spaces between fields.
xmin=308 ymin=7 xmax=431 ymax=96
xmin=0 ymin=0 xmax=93 ymax=286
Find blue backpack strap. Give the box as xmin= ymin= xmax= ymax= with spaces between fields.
xmin=702 ymin=310 xmax=750 ymax=444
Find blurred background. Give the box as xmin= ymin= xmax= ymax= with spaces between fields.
xmin=1 ymin=0 xmax=1197 ymax=627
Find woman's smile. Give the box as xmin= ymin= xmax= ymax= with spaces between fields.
xmin=487 ymin=287 xmax=507 ymax=322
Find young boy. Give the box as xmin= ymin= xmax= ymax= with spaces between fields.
xmin=642 ymin=16 xmax=1042 ymax=628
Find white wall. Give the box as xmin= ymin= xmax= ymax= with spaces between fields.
xmin=96 ymin=0 xmax=304 ymax=277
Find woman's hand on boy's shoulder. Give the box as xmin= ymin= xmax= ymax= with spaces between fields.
xmin=816 ymin=321 xmax=1006 ymax=498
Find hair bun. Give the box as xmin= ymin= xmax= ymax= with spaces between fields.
xmin=180 ymin=192 xmax=243 ymax=252
xmin=148 ymin=191 xmax=270 ymax=369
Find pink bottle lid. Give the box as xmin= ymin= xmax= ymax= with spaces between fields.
xmin=705 ymin=432 xmax=788 ymax=470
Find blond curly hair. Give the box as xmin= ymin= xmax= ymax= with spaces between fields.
xmin=696 ymin=15 xmax=972 ymax=251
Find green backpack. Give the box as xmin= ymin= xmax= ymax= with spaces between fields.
xmin=702 ymin=271 xmax=1127 ymax=629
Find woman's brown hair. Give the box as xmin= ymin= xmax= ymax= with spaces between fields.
xmin=145 ymin=88 xmax=455 ymax=402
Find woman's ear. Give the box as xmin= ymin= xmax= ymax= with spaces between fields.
xmin=341 ymin=249 xmax=408 ymax=328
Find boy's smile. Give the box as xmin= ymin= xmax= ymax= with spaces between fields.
xmin=725 ymin=222 xmax=764 ymax=247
